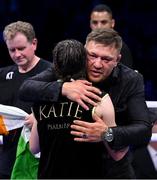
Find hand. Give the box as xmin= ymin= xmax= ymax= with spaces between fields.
xmin=24 ymin=113 xmax=36 ymax=129
xmin=70 ymin=113 xmax=108 ymax=142
xmin=62 ymin=80 xmax=102 ymax=110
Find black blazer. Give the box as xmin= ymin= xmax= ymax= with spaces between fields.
xmin=132 ymin=146 xmax=157 ymax=179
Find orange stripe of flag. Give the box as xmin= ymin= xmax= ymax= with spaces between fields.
xmin=0 ymin=115 xmax=9 ymax=135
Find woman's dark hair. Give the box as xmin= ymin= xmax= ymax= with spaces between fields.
xmin=53 ymin=39 xmax=87 ymax=81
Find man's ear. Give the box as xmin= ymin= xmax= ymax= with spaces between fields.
xmin=111 ymin=19 xmax=115 ymax=29
xmin=114 ymin=54 xmax=121 ymax=67
xmin=117 ymin=54 xmax=121 ymax=63
xmin=32 ymin=38 xmax=38 ymax=51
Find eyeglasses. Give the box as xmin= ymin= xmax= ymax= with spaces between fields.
xmin=87 ymin=51 xmax=115 ymax=63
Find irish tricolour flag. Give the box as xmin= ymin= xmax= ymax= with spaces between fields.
xmin=0 ymin=104 xmax=26 ymax=135
xmin=0 ymin=104 xmax=39 ymax=179
xmin=11 ymin=125 xmax=40 ymax=179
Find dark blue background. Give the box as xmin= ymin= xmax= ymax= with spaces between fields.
xmin=0 ymin=0 xmax=157 ymax=100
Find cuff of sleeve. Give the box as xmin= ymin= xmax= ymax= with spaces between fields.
xmin=107 ymin=127 xmax=127 ymax=150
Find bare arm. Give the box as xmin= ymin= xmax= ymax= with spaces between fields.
xmin=71 ymin=94 xmax=129 ymax=161
xmin=29 ymin=117 xmax=40 ymax=154
xmin=24 ymin=113 xmax=35 ymax=129
xmin=93 ymin=94 xmax=116 ymax=127
xmin=70 ymin=94 xmax=116 ymax=142
xmin=93 ymin=94 xmax=129 ymax=161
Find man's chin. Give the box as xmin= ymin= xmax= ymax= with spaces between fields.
xmin=88 ymin=76 xmax=102 ymax=83
xmin=16 ymin=61 xmax=26 ymax=66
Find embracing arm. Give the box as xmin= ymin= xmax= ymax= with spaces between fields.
xmin=19 ymin=68 xmax=102 ymax=110
xmin=70 ymin=74 xmax=152 ymax=153
xmin=19 ymin=68 xmax=62 ymax=103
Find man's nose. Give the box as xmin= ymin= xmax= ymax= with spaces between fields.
xmin=94 ymin=58 xmax=103 ymax=67
xmin=97 ymin=22 xmax=103 ymax=29
xmin=14 ymin=49 xmax=21 ymax=56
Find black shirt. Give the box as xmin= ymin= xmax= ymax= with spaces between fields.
xmin=0 ymin=59 xmax=51 ymax=177
xmin=33 ymin=96 xmax=106 ymax=179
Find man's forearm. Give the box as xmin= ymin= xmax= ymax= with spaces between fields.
xmin=108 ymin=123 xmax=152 ymax=150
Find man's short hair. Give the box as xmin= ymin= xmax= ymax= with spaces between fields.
xmin=3 ymin=21 xmax=35 ymax=42
xmin=91 ymin=4 xmax=113 ymax=17
xmin=85 ymin=28 xmax=122 ymax=53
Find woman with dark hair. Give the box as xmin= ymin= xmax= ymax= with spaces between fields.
xmin=29 ymin=39 xmax=127 ymax=179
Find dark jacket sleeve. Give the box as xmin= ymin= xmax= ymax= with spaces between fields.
xmin=19 ymin=68 xmax=63 ymax=103
xmin=109 ymin=73 xmax=152 ymax=150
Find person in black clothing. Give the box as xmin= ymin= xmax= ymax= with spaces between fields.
xmin=19 ymin=29 xmax=152 ymax=178
xmin=132 ymin=120 xmax=157 ymax=179
xmin=29 ymin=39 xmax=128 ymax=178
xmin=0 ymin=21 xmax=51 ymax=179
xmin=90 ymin=4 xmax=133 ymax=68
